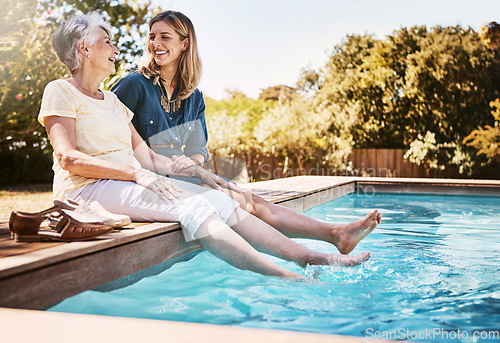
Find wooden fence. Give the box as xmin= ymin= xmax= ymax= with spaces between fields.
xmin=348 ymin=148 xmax=460 ymax=178
xmin=350 ymin=149 xmax=409 ymax=177
xmin=209 ymin=148 xmax=463 ymax=182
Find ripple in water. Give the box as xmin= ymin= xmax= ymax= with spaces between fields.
xmin=49 ymin=193 xmax=500 ymax=342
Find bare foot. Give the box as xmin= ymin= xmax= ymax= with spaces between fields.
xmin=307 ymin=251 xmax=370 ymax=267
xmin=327 ymin=252 xmax=370 ymax=266
xmin=329 ymin=210 xmax=382 ymax=255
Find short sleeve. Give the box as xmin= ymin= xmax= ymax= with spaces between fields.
xmin=38 ymin=80 xmax=78 ymax=126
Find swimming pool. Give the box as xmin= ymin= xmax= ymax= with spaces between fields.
xmin=48 ymin=193 xmax=500 ymax=342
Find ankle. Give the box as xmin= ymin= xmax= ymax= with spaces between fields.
xmin=326 ymin=225 xmax=343 ymax=246
xmin=303 ymin=252 xmax=329 ymax=266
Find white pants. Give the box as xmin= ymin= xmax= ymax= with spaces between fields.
xmin=66 ymin=177 xmax=240 ymax=240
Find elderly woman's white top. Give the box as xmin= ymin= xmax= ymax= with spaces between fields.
xmin=38 ymin=79 xmax=142 ymax=200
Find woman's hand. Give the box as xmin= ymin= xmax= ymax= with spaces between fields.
xmin=134 ymin=169 xmax=182 ymax=200
xmin=196 ymin=167 xmax=244 ymax=193
xmin=171 ymin=155 xmax=196 ymax=173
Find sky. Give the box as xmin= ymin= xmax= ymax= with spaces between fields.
xmin=153 ymin=0 xmax=499 ymax=100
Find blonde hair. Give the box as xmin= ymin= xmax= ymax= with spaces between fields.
xmin=139 ymin=10 xmax=202 ymax=100
xmin=52 ymin=12 xmax=112 ymax=74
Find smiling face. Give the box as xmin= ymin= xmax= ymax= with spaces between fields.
xmin=86 ymin=28 xmax=119 ymax=76
xmin=148 ymin=21 xmax=188 ymax=69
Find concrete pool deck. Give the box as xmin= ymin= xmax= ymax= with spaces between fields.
xmin=0 ymin=176 xmax=499 ymax=342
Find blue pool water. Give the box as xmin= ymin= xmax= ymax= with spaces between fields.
xmin=49 ymin=193 xmax=500 ymax=342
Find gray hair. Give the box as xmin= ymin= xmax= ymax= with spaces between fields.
xmin=52 ymin=12 xmax=112 ymax=74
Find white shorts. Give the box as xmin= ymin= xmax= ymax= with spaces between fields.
xmin=66 ymin=176 xmax=240 ymax=240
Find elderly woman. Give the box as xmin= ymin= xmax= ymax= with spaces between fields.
xmin=37 ymin=12 xmax=373 ymax=278
xmin=112 ymin=10 xmax=382 ymax=255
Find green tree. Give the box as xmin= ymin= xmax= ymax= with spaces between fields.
xmin=313 ymin=34 xmax=379 ymax=144
xmin=206 ymin=90 xmax=353 ymax=179
xmin=258 ymin=85 xmax=296 ymax=102
xmin=254 ymin=96 xmax=350 ymax=173
xmin=296 ymin=65 xmax=321 ymax=96
xmin=308 ymin=26 xmax=499 ymax=175
xmin=480 ymin=21 xmax=500 ymax=50
xmin=0 ymin=0 xmax=60 ymax=183
xmin=205 ymin=91 xmax=277 ymax=156
xmin=463 ymin=99 xmax=500 ymax=163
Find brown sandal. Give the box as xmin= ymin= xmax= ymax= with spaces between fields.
xmin=9 ymin=207 xmax=113 ymax=242
xmin=8 ymin=205 xmax=59 ymax=239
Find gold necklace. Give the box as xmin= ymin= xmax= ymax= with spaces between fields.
xmin=159 ymin=82 xmax=180 ymax=113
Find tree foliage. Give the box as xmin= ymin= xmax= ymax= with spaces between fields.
xmin=309 ymin=26 xmax=499 ymax=175
xmin=206 ymin=88 xmax=353 ymax=174
xmin=480 ymin=21 xmax=500 ymax=50
xmin=206 ymin=24 xmax=499 ymax=178
xmin=258 ymin=85 xmax=296 ymax=102
xmin=205 ymin=91 xmax=277 ymax=157
xmin=463 ymin=99 xmax=500 ymax=163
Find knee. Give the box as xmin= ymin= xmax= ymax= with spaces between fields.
xmin=239 ymin=190 xmax=255 ymax=213
xmin=229 ymin=190 xmax=254 ymax=214
xmin=248 ymin=193 xmax=270 ymax=215
xmin=252 ymin=193 xmax=268 ymax=206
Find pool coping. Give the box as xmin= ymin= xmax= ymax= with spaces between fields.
xmin=0 ymin=176 xmax=498 ymax=342
xmin=0 ymin=307 xmax=375 ymax=343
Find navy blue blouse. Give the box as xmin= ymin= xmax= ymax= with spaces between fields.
xmin=112 ymin=72 xmax=209 ymax=161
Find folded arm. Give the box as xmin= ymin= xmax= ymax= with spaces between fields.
xmin=45 ymin=116 xmax=184 ymax=199
xmin=45 ymin=116 xmax=139 ymax=180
